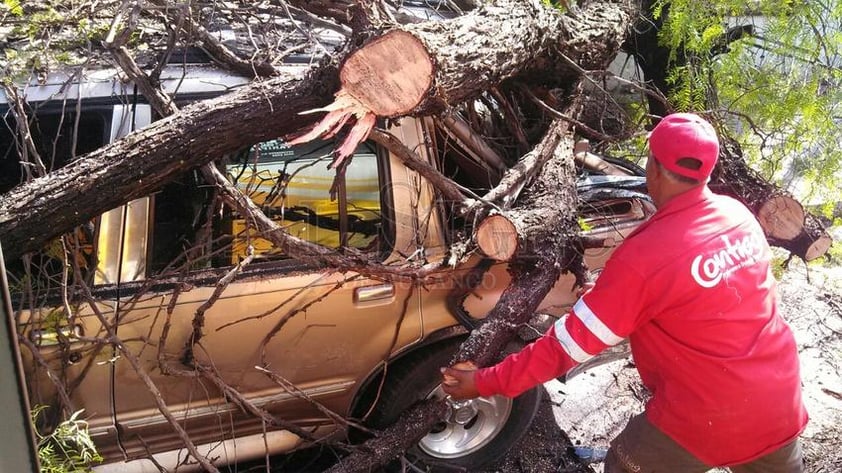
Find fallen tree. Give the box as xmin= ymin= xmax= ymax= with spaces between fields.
xmin=1 ymin=0 xmax=834 ymax=472
xmin=0 ymin=0 xmax=627 ymax=261
xmin=0 ymin=0 xmax=828 ymax=262
xmin=712 ymin=136 xmax=832 ymax=261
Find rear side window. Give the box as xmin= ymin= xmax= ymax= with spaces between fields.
xmin=0 ymin=108 xmax=108 ymax=193
xmin=224 ymin=138 xmax=382 ymax=262
xmin=0 ymin=107 xmax=109 ymax=299
xmin=148 ymin=138 xmax=386 ymax=274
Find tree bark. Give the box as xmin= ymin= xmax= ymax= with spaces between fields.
xmin=324 ymin=400 xmax=449 ymax=473
xmin=0 ymin=0 xmax=632 ymax=262
xmin=775 ymin=216 xmax=833 ymax=262
xmin=337 ymin=0 xmax=632 ymax=117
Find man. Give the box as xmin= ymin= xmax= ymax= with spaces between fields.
xmin=441 ymin=113 xmax=808 ymax=472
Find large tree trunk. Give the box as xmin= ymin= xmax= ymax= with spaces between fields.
xmin=291 ymin=0 xmax=633 ymax=164
xmin=0 ymin=67 xmax=337 ymax=260
xmin=0 ymin=0 xmax=631 ymax=262
xmin=340 ymin=0 xmax=630 ymax=118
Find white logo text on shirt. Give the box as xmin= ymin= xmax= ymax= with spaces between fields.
xmin=690 ymin=233 xmax=764 ymax=288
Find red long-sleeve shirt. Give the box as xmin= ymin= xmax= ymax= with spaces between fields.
xmin=475 ymin=186 xmax=808 ymax=466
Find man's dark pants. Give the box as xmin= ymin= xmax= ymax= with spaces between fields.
xmin=604 ymin=413 xmax=804 ymax=473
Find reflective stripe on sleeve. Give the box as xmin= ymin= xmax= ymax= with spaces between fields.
xmin=573 ymin=298 xmax=624 ymax=346
xmin=553 ymin=316 xmax=593 ymax=363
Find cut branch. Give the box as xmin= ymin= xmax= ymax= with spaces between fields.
xmin=475 ymin=213 xmax=521 ymax=261
xmin=756 ymin=195 xmax=805 ymax=241
xmin=457 ymin=117 xmax=587 ymax=367
xmin=780 ymin=217 xmax=833 ymax=262
xmin=712 ymin=135 xmax=832 ymax=261
xmin=340 ymin=30 xmax=434 ymax=117
xmin=368 ymin=128 xmax=472 ymax=206
xmin=294 ymin=0 xmax=631 ymax=160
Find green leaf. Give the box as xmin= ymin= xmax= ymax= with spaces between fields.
xmin=3 ymin=0 xmax=23 ymax=16
xmin=31 ymin=406 xmax=102 ymax=472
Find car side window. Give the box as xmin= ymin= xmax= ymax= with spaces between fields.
xmin=0 ymin=108 xmax=108 ymax=299
xmin=148 ymin=138 xmax=384 ymax=274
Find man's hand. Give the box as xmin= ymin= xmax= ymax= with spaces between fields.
xmin=576 ymin=281 xmax=596 ymax=298
xmin=441 ymin=361 xmax=480 ymax=400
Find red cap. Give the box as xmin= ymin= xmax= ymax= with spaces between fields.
xmin=648 ymin=113 xmax=719 ymax=181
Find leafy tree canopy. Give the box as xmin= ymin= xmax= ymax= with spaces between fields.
xmin=657 ymin=0 xmax=842 ymax=214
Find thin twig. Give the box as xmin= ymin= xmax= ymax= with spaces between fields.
xmin=17 ymin=334 xmax=76 ymax=414
xmin=522 ymin=86 xmax=614 ymax=141
xmin=195 ymin=363 xmax=320 ymax=441
xmin=182 ymin=247 xmax=254 ymax=364
xmin=74 ymin=273 xmax=220 ymax=472
xmin=2 ymin=83 xmax=47 ymax=177
xmin=256 ymin=365 xmax=373 ymax=434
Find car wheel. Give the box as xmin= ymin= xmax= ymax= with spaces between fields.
xmin=367 ymin=338 xmax=542 ymax=471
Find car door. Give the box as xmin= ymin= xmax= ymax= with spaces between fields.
xmin=103 ymin=125 xmax=434 ymax=462
xmin=4 ymin=101 xmax=137 ymax=455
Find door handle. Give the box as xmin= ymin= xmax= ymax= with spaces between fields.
xmin=354 ymin=284 xmax=395 ymax=303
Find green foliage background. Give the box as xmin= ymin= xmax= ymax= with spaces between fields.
xmin=656 ymin=0 xmax=842 ymax=214
xmin=32 ymin=406 xmax=102 ymax=473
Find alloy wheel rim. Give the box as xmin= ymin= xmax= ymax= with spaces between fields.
xmin=417 ymin=385 xmax=512 ymax=459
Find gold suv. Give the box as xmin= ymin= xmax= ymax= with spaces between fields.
xmin=1 ymin=66 xmax=651 ymax=472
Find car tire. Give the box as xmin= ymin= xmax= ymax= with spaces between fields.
xmin=367 ymin=338 xmax=542 ymax=471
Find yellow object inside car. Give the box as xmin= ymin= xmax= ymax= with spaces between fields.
xmin=226 ymin=139 xmax=381 ymax=263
